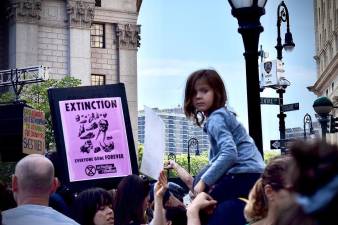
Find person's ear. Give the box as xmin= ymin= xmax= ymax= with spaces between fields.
xmin=12 ymin=175 xmax=18 ymax=192
xmin=264 ymin=184 xmax=274 ymax=201
xmin=49 ymin=177 xmax=59 ymax=194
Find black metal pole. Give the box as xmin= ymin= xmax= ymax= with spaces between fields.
xmin=187 ymin=144 xmax=191 ymax=174
xmin=275 ymin=8 xmax=283 ymax=60
xmin=303 ymin=114 xmax=307 ymax=140
xmin=320 ymin=116 xmax=328 ymax=142
xmin=232 ymin=7 xmax=265 ymax=156
xmin=277 ymin=88 xmax=286 ymax=153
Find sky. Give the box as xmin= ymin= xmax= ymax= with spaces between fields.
xmin=137 ymin=0 xmax=317 ymax=151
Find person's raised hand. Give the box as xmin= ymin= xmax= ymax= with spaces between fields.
xmin=164 ymin=160 xmax=177 ymax=170
xmin=155 ymin=170 xmax=168 ymax=199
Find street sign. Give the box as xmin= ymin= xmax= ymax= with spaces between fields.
xmin=260 ymin=97 xmax=280 ymax=105
xmin=270 ymin=139 xmax=293 ymax=149
xmin=281 ymin=103 xmax=299 ymax=112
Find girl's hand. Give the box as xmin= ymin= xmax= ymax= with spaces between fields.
xmin=194 ymin=180 xmax=206 ymax=196
xmin=164 ymin=160 xmax=176 ymax=170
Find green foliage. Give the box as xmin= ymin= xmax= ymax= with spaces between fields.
xmin=0 ymin=92 xmax=15 ymax=103
xmin=137 ymin=144 xmax=144 ymax=168
xmin=263 ymin=150 xmax=280 ymax=164
xmin=22 ymin=76 xmax=81 ymax=149
xmin=0 ymin=76 xmax=81 ymax=150
xmin=166 ymin=151 xmax=209 ymax=177
xmin=136 ymin=143 xmax=208 ymax=177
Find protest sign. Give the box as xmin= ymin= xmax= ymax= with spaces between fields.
xmin=22 ymin=107 xmax=45 ymax=155
xmin=48 ymin=84 xmax=138 ymax=190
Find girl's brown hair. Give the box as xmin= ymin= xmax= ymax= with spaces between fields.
xmin=184 ymin=69 xmax=227 ymax=126
xmin=244 ymin=156 xmax=291 ymax=223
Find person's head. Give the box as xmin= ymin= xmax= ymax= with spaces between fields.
xmin=165 ymin=206 xmax=187 ymax=225
xmin=288 ymin=140 xmax=338 ymax=196
xmin=277 ymin=140 xmax=338 ymax=225
xmin=74 ymin=187 xmax=114 ymax=225
xmin=12 ymin=154 xmax=58 ymax=205
xmin=113 ymin=175 xmax=150 ymax=225
xmin=244 ymin=155 xmax=291 ymax=223
xmin=184 ymin=69 xmax=227 ymax=125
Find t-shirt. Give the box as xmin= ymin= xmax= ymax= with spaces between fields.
xmin=3 ymin=204 xmax=79 ymax=225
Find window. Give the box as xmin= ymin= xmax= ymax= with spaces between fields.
xmin=91 ymin=74 xmax=105 ymax=85
xmin=95 ymin=0 xmax=101 ymax=7
xmin=90 ymin=24 xmax=105 ymax=48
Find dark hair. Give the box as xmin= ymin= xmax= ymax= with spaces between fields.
xmin=73 ymin=187 xmax=113 ymax=225
xmin=288 ymin=140 xmax=338 ymax=195
xmin=244 ymin=156 xmax=291 ymax=222
xmin=165 ymin=206 xmax=187 ymax=225
xmin=114 ymin=175 xmax=150 ymax=225
xmin=275 ymin=140 xmax=338 ymax=225
xmin=184 ymin=69 xmax=227 ymax=126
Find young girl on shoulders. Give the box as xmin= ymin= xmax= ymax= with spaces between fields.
xmin=184 ymin=69 xmax=265 ymax=202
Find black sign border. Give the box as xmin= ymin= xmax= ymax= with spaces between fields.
xmin=48 ymin=83 xmax=139 ymax=192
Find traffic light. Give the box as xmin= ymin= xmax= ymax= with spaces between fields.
xmin=329 ymin=115 xmax=338 ymax=133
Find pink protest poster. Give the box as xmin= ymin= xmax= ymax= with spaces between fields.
xmin=59 ymin=97 xmax=132 ymax=182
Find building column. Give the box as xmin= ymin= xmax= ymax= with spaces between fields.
xmin=66 ymin=0 xmax=95 ymax=85
xmin=7 ymin=0 xmax=42 ymax=68
xmin=116 ymin=23 xmax=140 ymax=146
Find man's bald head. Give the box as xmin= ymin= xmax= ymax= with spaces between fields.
xmin=14 ymin=154 xmax=55 ymax=195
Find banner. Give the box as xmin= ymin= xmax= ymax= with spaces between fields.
xmin=59 ymin=97 xmax=132 ymax=182
xmin=22 ymin=107 xmax=45 ymax=155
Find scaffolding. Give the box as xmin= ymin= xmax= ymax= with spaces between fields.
xmin=0 ymin=65 xmax=49 ymax=102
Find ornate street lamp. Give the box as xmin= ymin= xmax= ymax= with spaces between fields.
xmin=273 ymin=1 xmax=295 ymax=153
xmin=228 ymin=0 xmax=267 ymax=156
xmin=303 ymin=113 xmax=314 ymax=140
xmin=313 ymin=96 xmax=333 ymax=142
xmin=167 ymin=152 xmax=176 ymax=178
xmin=275 ymin=1 xmax=295 ymax=60
xmin=187 ymin=137 xmax=199 ymax=173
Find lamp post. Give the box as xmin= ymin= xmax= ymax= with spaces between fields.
xmin=274 ymin=1 xmax=295 ymax=153
xmin=228 ymin=0 xmax=267 ymax=155
xmin=187 ymin=137 xmax=199 ymax=174
xmin=167 ymin=152 xmax=176 ymax=178
xmin=313 ymin=96 xmax=333 ymax=142
xmin=303 ymin=113 xmax=314 ymax=140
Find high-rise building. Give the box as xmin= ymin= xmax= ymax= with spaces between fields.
xmin=309 ymin=0 xmax=338 ymax=143
xmin=0 ymin=0 xmax=142 ymax=142
xmin=285 ymin=121 xmax=321 ymax=140
xmin=138 ymin=107 xmax=210 ymax=154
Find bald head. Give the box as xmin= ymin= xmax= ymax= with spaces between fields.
xmin=14 ymin=154 xmax=55 ymax=195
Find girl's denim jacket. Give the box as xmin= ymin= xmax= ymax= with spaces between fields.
xmin=201 ymin=107 xmax=265 ymax=186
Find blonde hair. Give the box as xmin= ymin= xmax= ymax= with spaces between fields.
xmin=244 ymin=178 xmax=268 ymax=223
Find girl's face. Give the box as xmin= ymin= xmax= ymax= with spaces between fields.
xmin=93 ymin=205 xmax=114 ymax=225
xmin=193 ymin=79 xmax=214 ymax=114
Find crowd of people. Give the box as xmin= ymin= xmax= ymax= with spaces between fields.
xmin=1 ymin=69 xmax=338 ymax=225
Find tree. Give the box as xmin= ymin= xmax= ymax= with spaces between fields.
xmin=0 ymin=76 xmax=81 ymax=150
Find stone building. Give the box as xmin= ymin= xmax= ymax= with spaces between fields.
xmin=309 ymin=0 xmax=338 ymax=143
xmin=0 ymin=0 xmax=142 ymax=144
